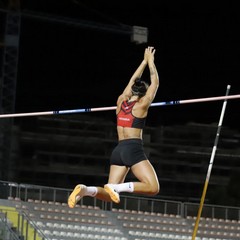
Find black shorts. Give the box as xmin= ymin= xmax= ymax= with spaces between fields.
xmin=110 ymin=138 xmax=147 ymax=167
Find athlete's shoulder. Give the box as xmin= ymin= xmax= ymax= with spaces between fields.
xmin=136 ymin=96 xmax=152 ymax=108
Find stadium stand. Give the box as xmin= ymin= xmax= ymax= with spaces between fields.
xmin=1 ymin=181 xmax=240 ymax=240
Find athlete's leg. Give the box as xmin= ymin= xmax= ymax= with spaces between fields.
xmin=68 ymin=165 xmax=129 ymax=207
xmin=131 ymin=160 xmax=160 ymax=195
xmin=107 ymin=165 xmax=130 ymax=183
xmin=104 ymin=165 xmax=130 ymax=203
xmin=97 ymin=165 xmax=129 ymax=202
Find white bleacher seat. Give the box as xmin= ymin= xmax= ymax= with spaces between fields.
xmin=93 ymin=234 xmax=101 ymax=239
xmin=66 ymin=232 xmax=74 ymax=238
xmin=53 ymin=222 xmax=60 ymax=228
xmin=59 ymin=231 xmax=67 ymax=237
xmin=40 ymin=206 xmax=46 ymax=211
xmin=67 ymin=223 xmax=75 ymax=230
xmin=61 ymin=202 xmax=68 ymax=207
xmin=74 ymin=210 xmax=80 ymax=214
xmin=109 ymin=228 xmax=121 ymax=235
xmin=176 ymin=234 xmax=185 ymax=239
xmin=108 ymin=236 xmax=117 ymax=240
xmin=47 ymin=207 xmax=54 ymax=212
xmin=52 ymin=230 xmax=59 ymax=236
xmin=80 ymin=233 xmax=88 ymax=238
xmin=87 ymin=226 xmax=94 ymax=232
xmin=60 ymin=216 xmax=67 ymax=221
xmin=74 ymin=224 xmax=81 ymax=230
xmin=87 ymin=234 xmax=95 ymax=239
xmin=73 ymin=232 xmax=81 ymax=238
xmin=81 ymin=225 xmax=88 ymax=231
xmin=43 ymin=229 xmax=51 ymax=236
xmin=60 ymin=223 xmax=67 ymax=229
xmin=46 ymin=222 xmax=54 ymax=228
xmin=33 ymin=206 xmax=40 ymax=211
xmin=35 ymin=221 xmax=44 ymax=227
xmin=93 ymin=226 xmax=100 ymax=232
xmin=98 ymin=227 xmax=107 ymax=233
xmin=68 ymin=209 xmax=74 ymax=214
xmin=73 ymin=217 xmax=80 ymax=222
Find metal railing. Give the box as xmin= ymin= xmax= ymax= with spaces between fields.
xmin=1 ymin=180 xmax=240 ymax=221
xmin=0 ymin=211 xmax=22 ymax=240
xmin=0 ymin=206 xmax=49 ymax=240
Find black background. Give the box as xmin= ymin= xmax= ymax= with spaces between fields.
xmin=14 ymin=0 xmax=240 ymax=129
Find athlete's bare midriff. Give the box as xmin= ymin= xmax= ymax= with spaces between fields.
xmin=117 ymin=126 xmax=143 ymax=141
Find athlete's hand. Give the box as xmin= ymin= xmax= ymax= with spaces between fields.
xmin=147 ymin=46 xmax=155 ymax=63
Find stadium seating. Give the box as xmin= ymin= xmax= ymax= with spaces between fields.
xmin=1 ymin=197 xmax=240 ymax=240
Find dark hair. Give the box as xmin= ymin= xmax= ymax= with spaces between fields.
xmin=131 ymin=78 xmax=149 ymax=97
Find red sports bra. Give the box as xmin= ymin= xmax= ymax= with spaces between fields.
xmin=117 ymin=100 xmax=146 ymax=129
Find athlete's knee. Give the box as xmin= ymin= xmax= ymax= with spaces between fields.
xmin=148 ymin=182 xmax=160 ymax=195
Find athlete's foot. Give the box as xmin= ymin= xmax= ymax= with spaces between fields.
xmin=104 ymin=184 xmax=120 ymax=204
xmin=68 ymin=184 xmax=86 ymax=208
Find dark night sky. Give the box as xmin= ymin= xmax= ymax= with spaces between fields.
xmin=13 ymin=1 xmax=240 ymax=129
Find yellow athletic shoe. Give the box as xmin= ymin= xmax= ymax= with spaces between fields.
xmin=68 ymin=184 xmax=86 ymax=208
xmin=104 ymin=184 xmax=120 ymax=204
